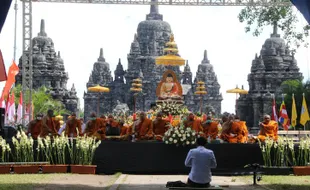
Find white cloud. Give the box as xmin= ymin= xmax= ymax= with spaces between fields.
xmin=0 ymin=2 xmax=309 ymax=114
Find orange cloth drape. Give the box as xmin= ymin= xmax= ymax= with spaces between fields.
xmin=204 ymin=122 xmax=219 ymax=140
xmin=1 ymin=60 xmax=19 ymax=99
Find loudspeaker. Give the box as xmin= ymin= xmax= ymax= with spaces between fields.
xmin=0 ymin=108 xmax=4 ymax=136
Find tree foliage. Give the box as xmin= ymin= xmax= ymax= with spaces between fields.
xmin=279 ymin=79 xmax=310 ymax=129
xmin=238 ymin=0 xmax=310 ymax=52
xmin=12 ymin=84 xmax=69 ymax=116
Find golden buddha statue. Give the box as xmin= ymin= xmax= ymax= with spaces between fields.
xmin=156 ymin=70 xmax=183 ymax=100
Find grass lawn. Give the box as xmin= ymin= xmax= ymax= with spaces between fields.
xmin=0 ymin=173 xmax=121 ymax=190
xmin=238 ymin=175 xmax=310 ymax=190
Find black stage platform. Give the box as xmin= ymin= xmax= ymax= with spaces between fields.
xmin=93 ymin=141 xmax=263 ymax=175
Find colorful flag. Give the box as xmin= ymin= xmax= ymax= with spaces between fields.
xmin=16 ymin=92 xmax=23 ymax=123
xmin=271 ymin=96 xmax=278 ymax=122
xmin=0 ymin=60 xmax=19 ymax=100
xmin=291 ymin=94 xmax=297 ymax=127
xmin=0 ymin=50 xmax=7 ymax=81
xmin=279 ymin=99 xmax=290 ymax=130
xmin=300 ymin=93 xmax=310 ymax=126
xmin=7 ymin=92 xmax=15 ymax=123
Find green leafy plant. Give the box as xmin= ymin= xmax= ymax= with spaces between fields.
xmin=238 ymin=0 xmax=310 ymax=52
xmin=297 ymin=136 xmax=310 ymax=166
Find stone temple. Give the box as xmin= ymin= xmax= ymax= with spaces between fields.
xmin=83 ymin=1 xmax=222 ymax=119
xmin=237 ymin=24 xmax=303 ymax=131
xmin=16 ymin=20 xmax=79 ymax=113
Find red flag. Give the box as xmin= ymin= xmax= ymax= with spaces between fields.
xmin=0 ymin=50 xmax=7 ymax=82
xmin=1 ymin=60 xmax=19 ymax=100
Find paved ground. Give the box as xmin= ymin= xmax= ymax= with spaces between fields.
xmin=108 ymin=174 xmax=266 ymax=190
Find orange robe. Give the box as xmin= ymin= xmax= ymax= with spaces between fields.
xmin=258 ymin=120 xmax=278 ymax=142
xmin=65 ymin=118 xmax=82 ymax=137
xmin=183 ymin=120 xmax=203 ymax=133
xmin=153 ymin=119 xmax=169 ymax=141
xmin=128 ymin=118 xmax=153 ymax=140
xmin=85 ymin=118 xmax=106 ymax=140
xmin=204 ymin=122 xmax=219 ymax=140
xmin=222 ymin=121 xmax=247 ymax=143
xmin=27 ymin=120 xmax=42 ymax=139
xmin=54 ymin=119 xmax=61 ymax=132
xmin=41 ymin=116 xmax=58 ymax=137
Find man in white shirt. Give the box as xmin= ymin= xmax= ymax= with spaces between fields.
xmin=185 ymin=137 xmax=217 ymax=187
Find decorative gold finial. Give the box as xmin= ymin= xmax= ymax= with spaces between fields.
xmin=170 ymin=34 xmax=174 ymax=42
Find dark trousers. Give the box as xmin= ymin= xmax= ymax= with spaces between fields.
xmin=187 ymin=178 xmax=210 ymax=188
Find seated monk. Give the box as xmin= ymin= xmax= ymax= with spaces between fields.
xmin=41 ymin=109 xmax=58 ymax=138
xmin=106 ymin=115 xmax=120 ymax=136
xmin=27 ymin=113 xmax=43 ymax=139
xmin=258 ymin=114 xmax=278 ymax=142
xmin=128 ymin=112 xmax=153 ymax=140
xmin=220 ymin=115 xmax=234 ymax=142
xmin=183 ymin=113 xmax=203 ymax=133
xmin=65 ymin=113 xmax=82 ymax=137
xmin=54 ymin=116 xmax=61 ymax=132
xmin=84 ymin=112 xmax=106 ymax=140
xmin=152 ymin=112 xmax=169 ymax=141
xmin=202 ymin=116 xmax=219 ymax=141
xmin=221 ymin=116 xmax=248 ymax=143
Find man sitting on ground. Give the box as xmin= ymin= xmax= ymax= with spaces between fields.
xmin=185 ymin=137 xmax=217 ymax=188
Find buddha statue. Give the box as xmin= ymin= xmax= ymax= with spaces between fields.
xmin=156 ymin=70 xmax=182 ymax=100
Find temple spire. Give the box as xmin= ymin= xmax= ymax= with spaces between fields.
xmin=202 ymin=50 xmax=209 ymax=64
xmin=271 ymin=21 xmax=280 ymax=37
xmin=150 ymin=0 xmax=159 ymax=14
xmin=146 ymin=0 xmax=163 ymax=21
xmin=98 ymin=48 xmax=105 ymax=62
xmin=38 ymin=19 xmax=47 ymax=37
xmin=58 ymin=51 xmax=61 ymax=58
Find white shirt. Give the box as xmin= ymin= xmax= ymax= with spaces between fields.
xmin=185 ymin=146 xmax=217 ymax=184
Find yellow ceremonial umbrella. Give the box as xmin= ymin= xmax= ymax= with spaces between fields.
xmin=226 ymin=85 xmax=248 ymax=114
xmin=155 ymin=54 xmax=185 ymax=66
xmin=88 ymin=85 xmax=110 ymax=115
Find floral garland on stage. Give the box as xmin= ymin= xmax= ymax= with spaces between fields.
xmin=154 ymin=101 xmax=188 ymax=116
xmin=163 ymin=122 xmax=197 ymax=146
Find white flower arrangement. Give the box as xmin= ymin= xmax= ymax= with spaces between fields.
xmin=163 ymin=122 xmax=197 ymax=146
xmin=67 ymin=135 xmax=101 ymax=165
xmin=0 ymin=137 xmax=11 ymax=162
xmin=12 ymin=130 xmax=34 ymax=162
xmin=154 ymin=101 xmax=188 ymax=116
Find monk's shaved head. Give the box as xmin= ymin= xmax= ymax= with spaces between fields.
xmin=264 ymin=114 xmax=271 ymax=119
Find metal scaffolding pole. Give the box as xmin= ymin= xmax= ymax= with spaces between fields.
xmin=22 ymin=0 xmax=33 ymax=126
xmin=31 ymin=0 xmax=292 ymax=6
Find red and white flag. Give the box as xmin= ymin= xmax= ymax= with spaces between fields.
xmin=7 ymin=92 xmax=15 ymax=123
xmin=16 ymin=92 xmax=23 ymax=123
xmin=271 ymin=97 xmax=278 ymax=122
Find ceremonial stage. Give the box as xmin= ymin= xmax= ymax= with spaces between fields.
xmin=93 ymin=141 xmax=264 ymax=175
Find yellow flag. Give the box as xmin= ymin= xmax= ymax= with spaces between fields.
xmin=300 ymin=94 xmax=310 ymax=126
xmin=291 ymin=94 xmax=297 ymax=127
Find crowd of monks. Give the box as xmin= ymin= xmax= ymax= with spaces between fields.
xmin=27 ymin=109 xmax=279 ymax=143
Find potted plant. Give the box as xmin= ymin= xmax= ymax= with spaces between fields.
xmin=12 ymin=131 xmax=39 ymax=174
xmin=40 ymin=133 xmax=69 ymax=173
xmin=0 ymin=137 xmax=11 ymax=174
xmin=259 ymin=137 xmax=293 ymax=175
xmin=68 ymin=135 xmax=101 ymax=174
xmin=293 ymin=136 xmax=310 ymax=175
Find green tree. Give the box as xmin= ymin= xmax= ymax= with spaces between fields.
xmin=238 ymin=0 xmax=310 ymax=52
xmin=12 ymin=84 xmax=69 ymax=116
xmin=279 ymin=79 xmax=310 ymax=129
